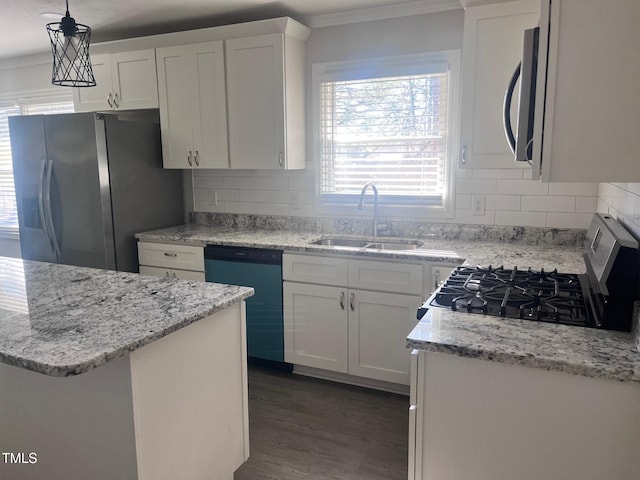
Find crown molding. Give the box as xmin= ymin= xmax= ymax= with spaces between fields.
xmin=306 ymin=0 xmax=462 ymax=29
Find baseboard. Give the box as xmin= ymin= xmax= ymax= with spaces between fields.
xmin=292 ymin=365 xmax=409 ymax=396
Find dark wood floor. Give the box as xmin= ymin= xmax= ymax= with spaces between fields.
xmin=234 ymin=366 xmax=409 ymax=480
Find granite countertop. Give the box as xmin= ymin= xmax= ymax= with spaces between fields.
xmin=136 ymin=222 xmax=640 ymax=383
xmin=135 ymin=224 xmax=584 ymax=270
xmin=0 ymin=257 xmax=253 ymax=377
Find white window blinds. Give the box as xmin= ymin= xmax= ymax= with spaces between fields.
xmin=0 ymin=100 xmax=73 ymax=234
xmin=320 ymin=71 xmax=449 ymax=200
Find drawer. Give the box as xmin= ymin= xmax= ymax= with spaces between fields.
xmin=348 ymin=258 xmax=423 ymax=295
xmin=283 ymin=253 xmax=348 ymax=286
xmin=138 ymin=242 xmax=204 ymax=272
xmin=139 ymin=265 xmax=206 ymax=282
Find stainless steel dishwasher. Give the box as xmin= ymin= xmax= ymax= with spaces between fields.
xmin=204 ymin=245 xmax=289 ymax=369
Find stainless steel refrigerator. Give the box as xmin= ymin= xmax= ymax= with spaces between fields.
xmin=9 ymin=111 xmax=184 ymax=272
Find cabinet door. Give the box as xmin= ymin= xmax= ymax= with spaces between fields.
xmin=460 ymin=1 xmax=539 ymax=169
xmin=110 ymin=49 xmax=158 ymax=110
xmin=226 ymin=34 xmax=285 ymax=169
xmin=191 ymin=41 xmax=229 ymax=169
xmin=348 ymin=289 xmax=421 ymax=385
xmin=73 ymin=53 xmax=112 ymax=112
xmin=348 ymin=258 xmax=423 ymax=295
xmin=283 ymin=281 xmax=348 ymax=373
xmin=156 ymin=45 xmax=194 ymax=168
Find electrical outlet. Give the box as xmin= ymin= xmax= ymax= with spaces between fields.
xmin=472 ymin=195 xmax=486 ymax=216
xmin=208 ymin=190 xmax=218 ymax=206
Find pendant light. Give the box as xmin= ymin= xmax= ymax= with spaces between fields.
xmin=46 ymin=0 xmax=96 ymax=87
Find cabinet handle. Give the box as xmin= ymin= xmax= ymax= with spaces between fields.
xmin=194 ymin=150 xmax=199 ymax=167
xmin=187 ymin=151 xmax=193 ymax=166
xmin=172 ymin=272 xmax=177 ymax=278
xmin=349 ymin=292 xmax=355 ymax=311
xmin=165 ymin=271 xmax=170 ymax=277
xmin=434 ymin=269 xmax=440 ymax=290
xmin=339 ymin=291 xmax=345 ymax=310
xmin=461 ymin=145 xmax=467 ymax=165
xmin=107 ymin=93 xmax=113 ymax=108
xmin=278 ymin=151 xmax=283 ymax=167
xmin=163 ymin=252 xmax=178 ymax=257
xmin=113 ymin=92 xmax=120 ymax=108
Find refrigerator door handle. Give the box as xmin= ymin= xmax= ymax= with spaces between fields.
xmin=44 ymin=158 xmax=61 ymax=257
xmin=38 ymin=156 xmax=55 ymax=253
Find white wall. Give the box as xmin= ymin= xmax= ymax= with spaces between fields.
xmin=192 ymin=10 xmax=598 ymax=229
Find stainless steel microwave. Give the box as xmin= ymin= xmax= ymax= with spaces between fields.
xmin=503 ymin=26 xmax=539 ymax=163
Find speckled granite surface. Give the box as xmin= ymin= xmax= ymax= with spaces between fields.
xmin=136 ymin=221 xmax=640 ymax=383
xmin=407 ymin=308 xmax=640 ymax=383
xmin=0 ymin=257 xmax=253 ymax=377
xmin=192 ymin=212 xmax=587 ymax=246
xmin=135 ymin=224 xmax=585 ymax=270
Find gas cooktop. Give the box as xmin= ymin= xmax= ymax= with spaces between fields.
xmin=418 ymin=214 xmax=640 ymax=332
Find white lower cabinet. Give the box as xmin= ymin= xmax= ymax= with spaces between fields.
xmin=137 ymin=241 xmax=205 ymax=281
xmin=283 ymin=253 xmax=423 ymax=386
xmin=409 ymin=350 xmax=640 ymax=480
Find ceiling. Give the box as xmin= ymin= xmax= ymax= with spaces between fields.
xmin=1 ymin=0 xmax=467 ymax=60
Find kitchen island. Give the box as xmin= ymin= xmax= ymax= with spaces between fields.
xmin=0 ymin=256 xmax=253 ymax=480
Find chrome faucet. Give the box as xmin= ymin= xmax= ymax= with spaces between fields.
xmin=357 ymin=182 xmax=380 ymax=237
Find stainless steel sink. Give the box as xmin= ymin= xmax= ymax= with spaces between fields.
xmin=311 ymin=238 xmax=370 ymax=248
xmin=310 ymin=236 xmax=424 ymax=251
xmin=364 ymin=241 xmax=423 ymax=251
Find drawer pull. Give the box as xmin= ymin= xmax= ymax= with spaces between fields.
xmin=163 ymin=252 xmax=178 ymax=257
xmin=350 ymin=292 xmax=355 ymax=311
xmin=339 ymin=291 xmax=345 ymax=310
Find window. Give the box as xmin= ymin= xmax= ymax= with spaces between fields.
xmin=313 ymin=51 xmax=460 ymax=211
xmin=0 ymin=98 xmax=74 ymax=235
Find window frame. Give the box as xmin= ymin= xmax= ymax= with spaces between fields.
xmin=312 ymin=51 xmax=460 ymax=217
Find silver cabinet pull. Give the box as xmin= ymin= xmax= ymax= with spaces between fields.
xmin=187 ymin=151 xmax=193 ymax=166
xmin=38 ymin=157 xmax=54 ymax=253
xmin=165 ymin=271 xmax=170 ymax=277
xmin=163 ymin=252 xmax=178 ymax=257
xmin=172 ymin=272 xmax=177 ymax=278
xmin=107 ymin=93 xmax=113 ymax=108
xmin=349 ymin=292 xmax=355 ymax=311
xmin=434 ymin=269 xmax=440 ymax=290
xmin=461 ymin=145 xmax=467 ymax=165
xmin=339 ymin=291 xmax=345 ymax=310
xmin=278 ymin=151 xmax=283 ymax=167
xmin=113 ymin=92 xmax=120 ymax=108
xmin=194 ymin=150 xmax=199 ymax=167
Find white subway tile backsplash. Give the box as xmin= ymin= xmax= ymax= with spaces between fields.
xmin=271 ymin=190 xmax=291 ymax=204
xmin=255 ymin=177 xmax=289 ymax=190
xmin=485 ymin=195 xmax=521 ymax=211
xmin=216 ymin=189 xmax=240 ymax=202
xmin=546 ymin=212 xmax=593 ymax=229
xmin=455 ymin=167 xmax=473 ymax=179
xmin=193 ymin=175 xmax=224 ymax=189
xmin=473 ymin=168 xmax=525 ymax=179
xmin=548 ymin=183 xmax=598 ymax=196
xmin=225 ymin=201 xmax=256 ymax=214
xmin=575 ymin=196 xmax=597 ymax=213
xmin=256 ymin=203 xmax=291 ymax=216
xmin=496 ymin=179 xmax=549 ymax=196
xmin=223 ymin=177 xmax=256 ymax=190
xmin=239 ymin=189 xmax=271 ymax=203
xmin=495 ymin=211 xmax=547 ymax=227
xmin=449 ymin=210 xmax=496 ymax=225
xmin=456 ymin=179 xmax=497 ymax=195
xmin=288 ymin=176 xmax=312 ymax=191
xmin=455 ymin=194 xmax=472 ymax=210
xmin=521 ymin=195 xmax=575 ymax=212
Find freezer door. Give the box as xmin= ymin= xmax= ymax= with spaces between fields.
xmin=9 ymin=115 xmax=56 ymax=263
xmin=103 ymin=114 xmax=183 ymax=273
xmin=44 ymin=113 xmax=109 ymax=269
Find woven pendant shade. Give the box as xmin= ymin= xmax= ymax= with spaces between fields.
xmin=46 ymin=1 xmax=96 ymax=87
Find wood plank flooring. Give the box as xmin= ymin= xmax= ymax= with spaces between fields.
xmin=234 ymin=366 xmax=409 ymax=480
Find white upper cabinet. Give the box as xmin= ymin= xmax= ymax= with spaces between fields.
xmin=532 ymin=0 xmax=640 ymax=182
xmin=156 ymin=41 xmax=229 ymax=169
xmin=74 ymin=50 xmax=159 ymax=112
xmin=225 ymin=30 xmax=307 ymax=170
xmin=460 ymin=0 xmax=539 ymax=169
